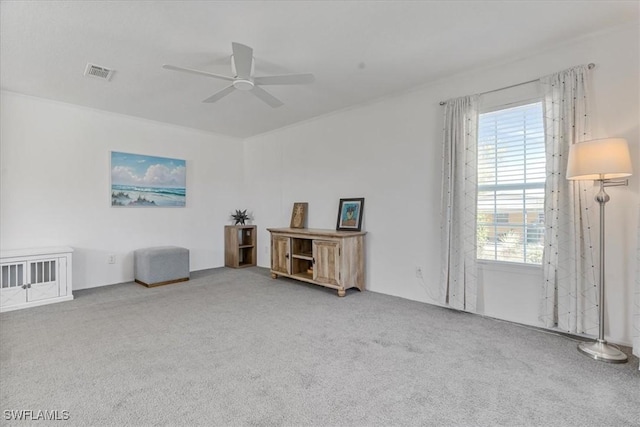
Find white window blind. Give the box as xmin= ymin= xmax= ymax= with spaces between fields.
xmin=477 ymin=101 xmax=545 ymax=264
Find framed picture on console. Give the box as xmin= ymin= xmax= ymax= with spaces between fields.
xmin=336 ymin=198 xmax=364 ymax=231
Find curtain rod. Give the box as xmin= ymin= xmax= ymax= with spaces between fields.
xmin=439 ymin=63 xmax=596 ymax=106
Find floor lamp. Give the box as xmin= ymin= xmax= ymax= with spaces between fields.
xmin=566 ymin=137 xmax=633 ymax=363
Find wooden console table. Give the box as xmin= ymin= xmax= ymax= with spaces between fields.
xmin=267 ymin=228 xmax=366 ymax=297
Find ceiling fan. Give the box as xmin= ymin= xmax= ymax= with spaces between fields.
xmin=163 ymin=42 xmax=315 ymax=108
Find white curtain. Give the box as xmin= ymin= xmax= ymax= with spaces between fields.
xmin=634 ymin=206 xmax=640 ymax=367
xmin=539 ymin=65 xmax=598 ymax=334
xmin=440 ymin=95 xmax=479 ymax=312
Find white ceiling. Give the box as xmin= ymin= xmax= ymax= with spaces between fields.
xmin=1 ymin=1 xmax=637 ymax=138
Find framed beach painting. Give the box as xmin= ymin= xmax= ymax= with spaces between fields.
xmin=336 ymin=198 xmax=364 ymax=231
xmin=111 ymin=151 xmax=186 ymax=207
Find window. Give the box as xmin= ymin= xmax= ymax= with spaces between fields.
xmin=476 ymin=101 xmax=545 ymax=264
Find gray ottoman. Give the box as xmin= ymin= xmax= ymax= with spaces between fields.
xmin=134 ymin=246 xmax=189 ymax=287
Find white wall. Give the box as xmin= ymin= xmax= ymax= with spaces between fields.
xmin=244 ymin=23 xmax=639 ymax=345
xmin=0 ymin=92 xmax=243 ymax=289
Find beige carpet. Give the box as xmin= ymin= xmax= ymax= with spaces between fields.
xmin=1 ymin=267 xmax=638 ymax=426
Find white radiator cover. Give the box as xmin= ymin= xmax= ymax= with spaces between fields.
xmin=0 ymin=246 xmax=73 ymax=312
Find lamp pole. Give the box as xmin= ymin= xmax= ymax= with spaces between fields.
xmin=576 ymin=179 xmax=627 ymax=363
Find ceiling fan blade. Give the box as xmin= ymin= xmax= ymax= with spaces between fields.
xmin=202 ymin=85 xmax=236 ymax=103
xmin=231 ymin=42 xmax=253 ymax=78
xmin=254 ymin=73 xmax=315 ymax=85
xmin=162 ymin=64 xmax=234 ymax=82
xmin=250 ymin=86 xmax=284 ymax=108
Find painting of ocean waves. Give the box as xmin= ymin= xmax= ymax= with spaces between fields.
xmin=111 ymin=184 xmax=185 ymax=207
xmin=111 ymin=152 xmax=186 ymax=207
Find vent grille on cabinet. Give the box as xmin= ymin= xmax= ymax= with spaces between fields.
xmin=84 ymin=63 xmax=114 ymax=81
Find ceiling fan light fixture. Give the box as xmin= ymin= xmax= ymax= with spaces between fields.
xmin=163 ymin=42 xmax=314 ymax=107
xmin=232 ymin=79 xmax=254 ymax=91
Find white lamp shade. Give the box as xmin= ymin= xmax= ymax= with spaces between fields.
xmin=566 ymin=138 xmax=633 ymax=180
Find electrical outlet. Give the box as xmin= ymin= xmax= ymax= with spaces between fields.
xmin=415 ymin=267 xmax=423 ymax=278
xmin=107 ymin=254 xmax=116 ymax=264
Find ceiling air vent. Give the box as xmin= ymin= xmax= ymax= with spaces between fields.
xmin=84 ymin=63 xmax=114 ymax=81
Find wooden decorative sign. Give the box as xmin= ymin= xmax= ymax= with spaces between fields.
xmin=290 ymin=202 xmax=308 ymax=228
